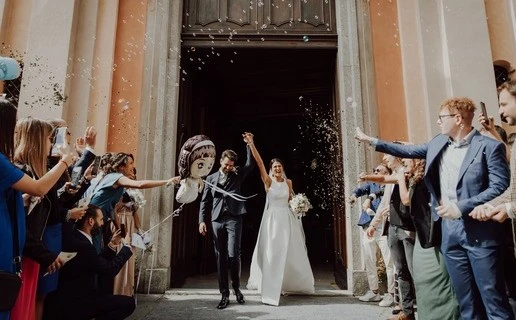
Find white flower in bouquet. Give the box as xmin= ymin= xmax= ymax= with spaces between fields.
xmin=289 ymin=193 xmax=313 ymax=218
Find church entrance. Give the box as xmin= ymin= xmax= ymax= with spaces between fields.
xmin=171 ymin=47 xmax=347 ymax=290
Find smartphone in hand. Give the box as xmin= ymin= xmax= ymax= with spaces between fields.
xmin=480 ymin=101 xmax=490 ymax=125
xmin=51 ymin=127 xmax=69 ymax=156
xmin=91 ymin=156 xmax=101 ymax=176
xmin=70 ymin=166 xmax=83 ymax=188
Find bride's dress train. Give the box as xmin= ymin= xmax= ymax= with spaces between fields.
xmin=247 ymin=179 xmax=314 ymax=306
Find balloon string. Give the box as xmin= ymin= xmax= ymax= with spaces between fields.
xmin=203 ymin=180 xmax=257 ymax=201
xmin=140 ymin=203 xmax=185 ymax=236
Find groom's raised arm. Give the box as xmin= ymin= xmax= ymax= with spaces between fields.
xmin=239 ymin=144 xmax=256 ymax=177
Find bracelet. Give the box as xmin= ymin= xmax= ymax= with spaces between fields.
xmin=58 ymin=160 xmax=69 ymax=168
xmin=247 ymin=142 xmax=254 ymax=145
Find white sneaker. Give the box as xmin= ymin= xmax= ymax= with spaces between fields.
xmin=358 ymin=291 xmax=382 ymax=302
xmin=379 ymin=293 xmax=395 ymax=307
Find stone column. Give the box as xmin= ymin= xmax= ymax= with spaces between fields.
xmin=397 ymin=1 xmax=433 ymax=143
xmin=66 ymin=0 xmax=119 ymax=154
xmin=335 ymin=0 xmax=367 ymax=295
xmin=397 ymin=0 xmax=498 ymax=139
xmin=438 ymin=0 xmax=498 ymax=122
xmin=137 ymin=0 xmax=182 ymax=293
xmin=18 ymin=0 xmax=79 ymax=119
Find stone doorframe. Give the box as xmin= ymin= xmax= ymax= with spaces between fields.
xmin=138 ymin=0 xmax=376 ymax=294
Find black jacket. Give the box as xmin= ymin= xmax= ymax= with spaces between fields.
xmin=408 ymin=181 xmax=441 ymax=248
xmin=199 ymin=145 xmax=255 ymax=223
xmin=16 ymin=163 xmax=58 ymax=268
xmin=58 ymin=225 xmax=132 ymax=295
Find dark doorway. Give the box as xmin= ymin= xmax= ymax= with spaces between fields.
xmin=172 ymin=48 xmax=344 ymax=289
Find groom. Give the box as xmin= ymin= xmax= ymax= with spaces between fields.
xmin=199 ymin=136 xmax=255 ymax=309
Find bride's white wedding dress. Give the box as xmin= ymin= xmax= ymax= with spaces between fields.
xmin=247 ymin=178 xmax=315 ymax=305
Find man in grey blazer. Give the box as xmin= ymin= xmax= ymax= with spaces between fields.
xmin=355 ymin=97 xmax=513 ymax=320
xmin=199 ymin=141 xmax=255 ymax=309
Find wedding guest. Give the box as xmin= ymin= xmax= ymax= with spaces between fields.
xmin=10 ymin=117 xmax=81 ymax=320
xmin=349 ymin=164 xmax=395 ymax=305
xmin=365 ymin=158 xmax=460 ymax=319
xmin=112 ymin=168 xmax=145 ymax=296
xmin=471 ymin=80 xmax=516 ymax=315
xmin=35 ymin=123 xmax=97 ymax=320
xmin=364 ymin=155 xmax=416 ymax=320
xmin=88 ymin=152 xmax=177 ymax=255
xmin=245 ymin=132 xmax=314 ymax=306
xmin=405 ymin=159 xmax=460 ymax=320
xmin=0 ymin=99 xmax=74 ymax=320
xmin=43 ymin=204 xmax=135 ymax=320
xmin=199 ymin=139 xmax=256 ymax=309
xmin=355 ymin=96 xmax=512 ymax=320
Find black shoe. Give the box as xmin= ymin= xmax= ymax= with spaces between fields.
xmin=217 ymin=295 xmax=230 ymax=309
xmin=234 ymin=289 xmax=245 ymax=304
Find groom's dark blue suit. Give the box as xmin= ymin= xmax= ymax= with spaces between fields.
xmin=376 ymin=130 xmax=514 ymax=320
xmin=199 ymin=146 xmax=255 ymax=296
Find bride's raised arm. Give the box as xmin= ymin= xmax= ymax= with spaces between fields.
xmin=243 ymin=132 xmax=271 ymax=189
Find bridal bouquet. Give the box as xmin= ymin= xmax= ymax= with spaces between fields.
xmin=289 ymin=193 xmax=312 ymax=218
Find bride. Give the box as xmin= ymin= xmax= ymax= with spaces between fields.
xmin=244 ymin=132 xmax=314 ymax=306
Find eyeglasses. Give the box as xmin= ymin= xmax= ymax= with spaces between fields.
xmin=373 ymin=168 xmax=382 ymax=173
xmin=438 ymin=114 xmax=457 ymax=122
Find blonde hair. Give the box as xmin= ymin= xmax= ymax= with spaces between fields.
xmin=14 ymin=117 xmax=53 ymax=178
xmin=440 ymin=97 xmax=476 ymax=124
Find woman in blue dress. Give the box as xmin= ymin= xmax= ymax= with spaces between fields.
xmin=88 ymin=152 xmax=176 ymax=256
xmin=0 ymin=99 xmax=74 ymax=320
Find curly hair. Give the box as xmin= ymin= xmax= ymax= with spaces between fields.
xmin=99 ymin=152 xmax=115 ymax=172
xmin=102 ymin=152 xmax=133 ymax=174
xmin=409 ymin=159 xmax=426 ymax=187
xmin=440 ymin=97 xmax=476 ymax=123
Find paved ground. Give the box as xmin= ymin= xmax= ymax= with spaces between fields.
xmin=127 ymin=263 xmax=397 ymax=319
xmin=128 ymin=290 xmax=395 ymax=320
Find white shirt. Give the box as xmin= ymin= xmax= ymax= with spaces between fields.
xmin=438 ymin=129 xmax=476 ymax=216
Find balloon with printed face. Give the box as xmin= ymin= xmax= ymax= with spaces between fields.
xmin=176 ymin=135 xmax=216 ymax=203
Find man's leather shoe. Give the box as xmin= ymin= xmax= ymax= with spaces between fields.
xmin=217 ymin=295 xmax=229 ymax=309
xmin=235 ymin=289 xmax=245 ymax=304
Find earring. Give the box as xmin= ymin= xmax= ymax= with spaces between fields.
xmin=460 ymin=124 xmax=464 ymax=130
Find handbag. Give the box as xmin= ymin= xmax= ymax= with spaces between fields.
xmin=0 ymin=189 xmax=23 ymax=312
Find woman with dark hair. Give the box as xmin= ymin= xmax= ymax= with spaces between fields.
xmin=0 ymin=99 xmax=74 ymax=320
xmin=244 ymin=132 xmax=314 ymax=306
